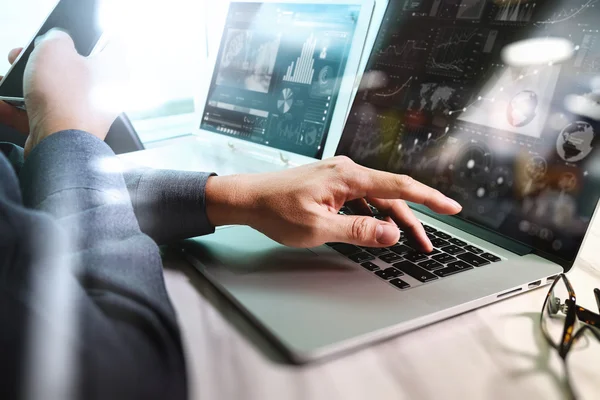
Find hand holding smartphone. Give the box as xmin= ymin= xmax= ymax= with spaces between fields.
xmin=0 ymin=0 xmax=105 ymax=110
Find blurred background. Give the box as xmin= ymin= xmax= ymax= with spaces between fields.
xmin=0 ymin=0 xmax=229 ymax=145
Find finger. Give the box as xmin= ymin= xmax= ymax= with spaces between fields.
xmin=368 ymin=198 xmax=432 ymax=253
xmin=8 ymin=47 xmax=23 ymax=65
xmin=325 ymin=213 xmax=400 ymax=247
xmin=0 ymin=101 xmax=30 ymax=133
xmin=349 ymin=166 xmax=462 ymax=215
xmin=345 ymin=198 xmax=373 ymax=216
xmin=34 ymin=29 xmax=76 ymax=51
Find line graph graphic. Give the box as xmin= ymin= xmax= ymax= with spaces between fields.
xmin=348 ymin=113 xmax=400 ymax=169
xmin=427 ymin=28 xmax=482 ymax=77
xmin=374 ymin=76 xmax=414 ymax=98
xmin=535 ymin=0 xmax=597 ymax=26
xmin=494 ymin=0 xmax=536 ymax=22
xmin=376 ymin=36 xmax=429 ymax=69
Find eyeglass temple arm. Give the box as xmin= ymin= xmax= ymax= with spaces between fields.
xmin=595 ymin=288 xmax=600 ymax=313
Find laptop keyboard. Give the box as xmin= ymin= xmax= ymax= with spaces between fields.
xmin=326 ymin=210 xmax=502 ymax=291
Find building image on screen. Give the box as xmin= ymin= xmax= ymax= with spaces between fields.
xmin=336 ymin=0 xmax=600 ymax=264
xmin=201 ymin=3 xmax=360 ymax=158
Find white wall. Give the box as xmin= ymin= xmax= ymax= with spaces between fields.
xmin=0 ymin=0 xmax=208 ymax=108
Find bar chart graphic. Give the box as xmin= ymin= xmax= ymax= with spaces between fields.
xmin=283 ymin=35 xmax=317 ymax=85
xmin=494 ymin=0 xmax=535 ymax=22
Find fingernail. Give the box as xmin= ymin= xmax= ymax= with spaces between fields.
xmin=446 ymin=197 xmax=462 ymax=210
xmin=376 ymin=224 xmax=399 ymax=245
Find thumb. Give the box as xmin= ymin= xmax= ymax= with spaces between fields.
xmin=327 ymin=214 xmax=400 ymax=247
xmin=34 ymin=29 xmax=75 ymax=51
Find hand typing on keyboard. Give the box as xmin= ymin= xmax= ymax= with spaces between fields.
xmin=205 ymin=156 xmax=462 ymax=251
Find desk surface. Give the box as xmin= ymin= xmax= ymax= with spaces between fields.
xmin=121 ymin=138 xmax=600 ymax=400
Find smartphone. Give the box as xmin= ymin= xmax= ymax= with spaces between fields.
xmin=0 ymin=0 xmax=105 ymax=110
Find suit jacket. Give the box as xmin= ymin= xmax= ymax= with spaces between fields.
xmin=0 ymin=131 xmax=215 ymax=400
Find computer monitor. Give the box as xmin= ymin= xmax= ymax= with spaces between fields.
xmin=195 ymin=0 xmax=374 ymax=166
xmin=336 ymin=0 xmax=600 ymax=267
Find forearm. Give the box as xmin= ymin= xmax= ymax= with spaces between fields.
xmin=15 ymin=131 xmax=187 ymax=399
xmin=205 ymin=174 xmax=257 ymax=227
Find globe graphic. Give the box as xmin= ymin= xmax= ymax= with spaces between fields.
xmin=507 ymin=90 xmax=538 ymax=127
xmin=556 ymin=121 xmax=595 ymax=162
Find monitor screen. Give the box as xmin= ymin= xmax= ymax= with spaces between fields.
xmin=336 ymin=0 xmax=600 ymax=264
xmin=200 ymin=2 xmax=361 ymax=159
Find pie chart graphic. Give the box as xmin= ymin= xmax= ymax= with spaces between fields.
xmin=277 ymin=88 xmax=294 ymax=114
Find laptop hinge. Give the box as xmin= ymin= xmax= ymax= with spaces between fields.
xmin=410 ymin=203 xmax=533 ymax=256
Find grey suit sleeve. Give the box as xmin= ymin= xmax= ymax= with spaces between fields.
xmin=15 ymin=131 xmax=187 ymax=400
xmin=1 ymin=140 xmax=217 ymax=245
xmin=122 ymin=168 xmax=216 ymax=245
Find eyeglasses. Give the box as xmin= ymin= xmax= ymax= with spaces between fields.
xmin=540 ymin=274 xmax=600 ymax=398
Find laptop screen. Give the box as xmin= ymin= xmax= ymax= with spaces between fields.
xmin=200 ymin=2 xmax=361 ymax=159
xmin=336 ymin=0 xmax=600 ymax=264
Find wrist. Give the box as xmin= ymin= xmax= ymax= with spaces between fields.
xmin=205 ymin=175 xmax=256 ymax=227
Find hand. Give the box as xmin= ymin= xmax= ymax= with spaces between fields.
xmin=0 ymin=47 xmax=29 ymax=133
xmin=205 ymin=156 xmax=462 ymax=252
xmin=23 ymin=29 xmax=123 ymax=156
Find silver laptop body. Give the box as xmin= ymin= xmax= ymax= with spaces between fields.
xmin=183 ymin=0 xmax=599 ymax=363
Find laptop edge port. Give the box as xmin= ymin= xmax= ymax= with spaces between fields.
xmin=528 ymin=280 xmax=542 ymax=289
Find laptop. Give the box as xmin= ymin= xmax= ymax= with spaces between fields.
xmin=191 ymin=0 xmax=377 ymax=174
xmin=182 ymin=0 xmax=600 ymax=363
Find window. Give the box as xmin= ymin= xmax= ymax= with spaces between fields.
xmin=0 ymin=0 xmax=217 ymax=145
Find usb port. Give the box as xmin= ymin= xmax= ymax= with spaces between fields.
xmin=546 ymin=275 xmax=559 ymax=284
xmin=528 ymin=280 xmax=541 ymax=289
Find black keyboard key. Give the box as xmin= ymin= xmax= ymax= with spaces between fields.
xmin=404 ymin=251 xmax=429 ymax=263
xmin=390 ymin=244 xmax=413 ymax=255
xmin=480 ymin=253 xmax=501 ymax=262
xmin=441 ymin=245 xmax=466 ymax=256
xmin=428 ymin=248 xmax=442 ymax=255
xmin=393 ymin=261 xmax=439 ymax=283
xmin=361 ymin=262 xmax=379 ymax=271
xmin=375 ymin=267 xmax=403 ymax=280
xmin=435 ymin=261 xmax=474 ymax=277
xmin=363 ymin=247 xmax=390 ymax=256
xmin=426 ymin=233 xmax=437 ymax=240
xmin=340 ymin=206 xmax=352 ymax=214
xmin=419 ymin=259 xmax=444 ymax=271
xmin=434 ymin=231 xmax=452 ymax=239
xmin=423 ymin=225 xmax=437 ymax=233
xmin=380 ymin=253 xmax=404 ymax=264
xmin=449 ymin=238 xmax=467 ymax=247
xmin=349 ymin=252 xmax=375 ymax=263
xmin=431 ymin=238 xmax=450 ymax=248
xmin=457 ymin=252 xmax=490 ymax=267
xmin=448 ymin=261 xmax=474 ymax=271
xmin=432 ymin=253 xmax=457 ymax=264
xmin=331 ymin=243 xmax=361 ymax=256
xmin=389 ymin=278 xmax=411 ymax=290
xmin=464 ymin=245 xmax=483 ymax=254
xmin=400 ymin=232 xmax=406 ymax=240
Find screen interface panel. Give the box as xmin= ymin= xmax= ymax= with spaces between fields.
xmin=336 ymin=0 xmax=600 ymax=263
xmin=200 ymin=2 xmax=361 ymax=159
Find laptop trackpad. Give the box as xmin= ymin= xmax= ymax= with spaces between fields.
xmin=185 ymin=226 xmax=348 ymax=274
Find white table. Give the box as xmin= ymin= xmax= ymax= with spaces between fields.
xmin=121 ymin=138 xmax=600 ymax=400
